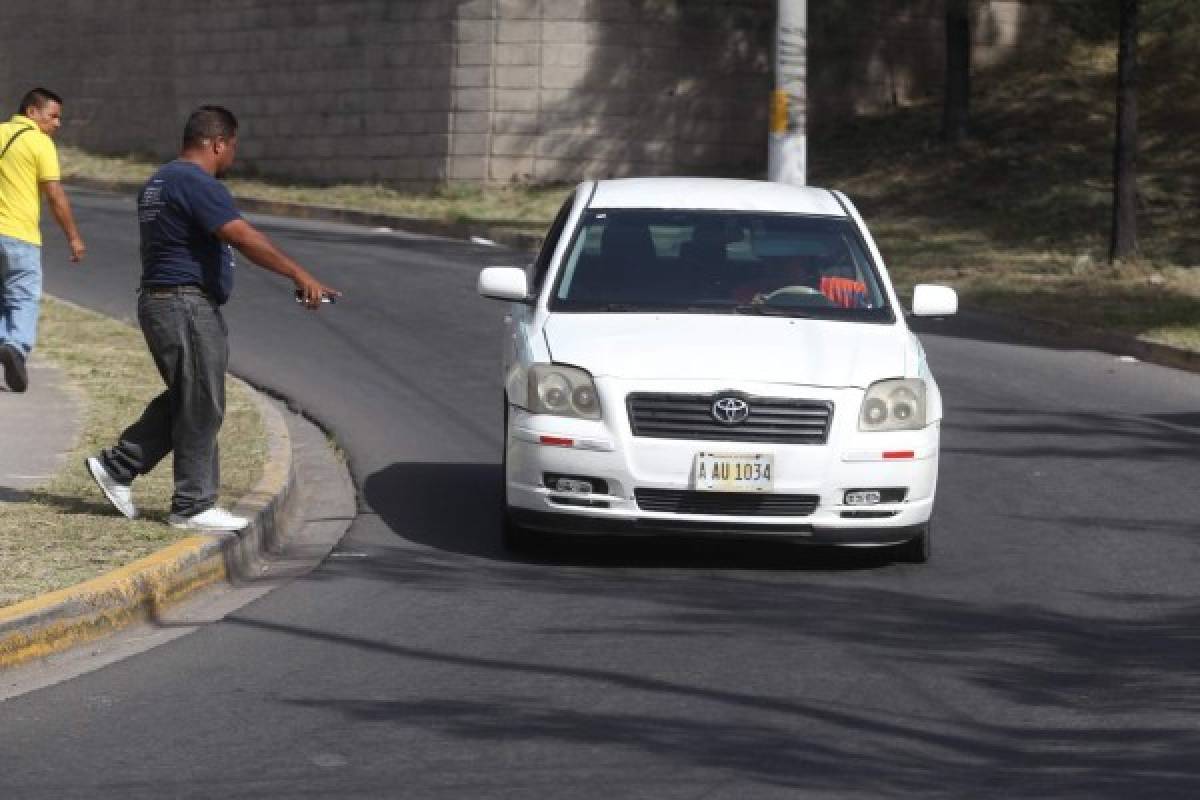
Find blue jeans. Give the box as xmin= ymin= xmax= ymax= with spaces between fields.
xmin=0 ymin=234 xmax=42 ymax=356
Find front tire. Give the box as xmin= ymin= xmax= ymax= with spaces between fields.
xmin=895 ymin=523 xmax=931 ymax=564
xmin=500 ymin=396 xmax=537 ymax=553
xmin=501 ymin=509 xmax=537 ymax=552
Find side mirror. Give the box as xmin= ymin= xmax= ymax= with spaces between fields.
xmin=478 ymin=267 xmax=529 ymax=302
xmin=911 ymin=284 xmax=958 ymax=317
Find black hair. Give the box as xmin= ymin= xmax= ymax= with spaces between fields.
xmin=18 ymin=88 xmax=63 ymax=115
xmin=182 ymin=105 xmax=238 ymax=148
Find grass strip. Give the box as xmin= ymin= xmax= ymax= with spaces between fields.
xmin=59 ymin=146 xmax=568 ymax=232
xmin=0 ymin=297 xmax=265 ymax=608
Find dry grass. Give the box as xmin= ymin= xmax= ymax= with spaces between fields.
xmin=221 ymin=180 xmax=569 ymax=228
xmin=58 ymin=146 xmax=568 ymax=229
xmin=0 ymin=298 xmax=265 ymax=607
xmin=811 ymin=33 xmax=1200 ymax=349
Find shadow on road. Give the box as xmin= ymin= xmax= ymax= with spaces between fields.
xmin=222 ymin=579 xmax=1200 ymax=799
xmin=361 ymin=460 xmax=899 ymax=571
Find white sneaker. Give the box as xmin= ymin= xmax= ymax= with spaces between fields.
xmin=85 ymin=457 xmax=138 ymax=519
xmin=168 ymin=507 xmax=249 ymax=532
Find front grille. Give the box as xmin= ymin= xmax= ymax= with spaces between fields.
xmin=635 ymin=489 xmax=819 ymax=516
xmin=627 ymin=392 xmax=833 ymax=444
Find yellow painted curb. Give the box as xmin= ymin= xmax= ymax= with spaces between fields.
xmin=0 ymin=537 xmax=226 ymax=668
xmin=0 ymin=379 xmax=293 ymax=670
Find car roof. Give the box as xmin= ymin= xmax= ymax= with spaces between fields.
xmin=587 ymin=177 xmax=847 ymax=216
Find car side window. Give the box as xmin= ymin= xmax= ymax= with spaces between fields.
xmin=531 ymin=192 xmax=576 ymax=293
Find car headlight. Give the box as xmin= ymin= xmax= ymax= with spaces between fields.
xmin=529 ymin=365 xmax=602 ymax=420
xmin=859 ymin=378 xmax=926 ymax=431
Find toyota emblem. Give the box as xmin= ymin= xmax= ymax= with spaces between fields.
xmin=712 ymin=396 xmax=750 ymax=425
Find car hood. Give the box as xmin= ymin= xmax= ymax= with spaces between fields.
xmin=543 ymin=314 xmax=909 ymax=388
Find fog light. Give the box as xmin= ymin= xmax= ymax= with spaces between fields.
xmin=845 ymin=490 xmax=882 ymax=506
xmin=545 ymin=473 xmax=609 ymax=495
xmin=555 ymin=478 xmax=594 ymax=494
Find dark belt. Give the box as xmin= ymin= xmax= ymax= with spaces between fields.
xmin=140 ymin=284 xmax=208 ymax=297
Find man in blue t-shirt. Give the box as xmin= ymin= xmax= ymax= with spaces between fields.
xmin=85 ymin=106 xmax=338 ymax=531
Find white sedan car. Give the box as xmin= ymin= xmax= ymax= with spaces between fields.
xmin=478 ymin=177 xmax=956 ymax=562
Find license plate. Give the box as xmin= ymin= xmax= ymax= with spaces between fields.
xmin=693 ymin=452 xmax=774 ymax=492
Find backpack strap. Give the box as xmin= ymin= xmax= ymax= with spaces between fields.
xmin=0 ymin=126 xmax=34 ymax=160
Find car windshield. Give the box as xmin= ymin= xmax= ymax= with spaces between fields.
xmin=549 ymin=209 xmax=893 ymax=321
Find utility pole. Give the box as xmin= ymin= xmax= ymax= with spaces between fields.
xmin=1110 ymin=0 xmax=1139 ymax=262
xmin=768 ymin=0 xmax=807 ymax=185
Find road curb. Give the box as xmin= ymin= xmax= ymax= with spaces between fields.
xmin=0 ymin=380 xmax=294 ymax=670
xmin=67 ymin=176 xmax=545 ymax=252
xmin=952 ymin=308 xmax=1200 ymax=376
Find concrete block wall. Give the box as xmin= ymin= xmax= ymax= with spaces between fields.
xmin=450 ymin=0 xmax=773 ymax=185
xmin=0 ymin=0 xmax=458 ymax=186
xmin=450 ymin=0 xmax=1049 ymax=185
xmin=0 ymin=1 xmax=180 ymax=157
xmin=0 ymin=1 xmax=1048 ymax=188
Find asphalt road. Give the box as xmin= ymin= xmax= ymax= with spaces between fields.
xmin=3 ymin=186 xmax=1200 ymax=798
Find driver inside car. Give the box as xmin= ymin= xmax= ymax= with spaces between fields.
xmin=733 ymin=252 xmax=869 ymax=309
xmin=732 ymin=254 xmax=822 ymax=305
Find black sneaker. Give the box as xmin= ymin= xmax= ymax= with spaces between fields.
xmin=0 ymin=344 xmax=27 ymax=393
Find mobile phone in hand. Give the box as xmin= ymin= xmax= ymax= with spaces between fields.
xmin=295 ymin=289 xmax=335 ymax=304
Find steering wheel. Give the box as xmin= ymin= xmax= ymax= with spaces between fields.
xmin=760 ymin=285 xmax=837 ymax=307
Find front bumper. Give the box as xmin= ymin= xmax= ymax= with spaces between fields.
xmin=505 ymin=384 xmax=940 ymax=545
xmin=509 ymin=508 xmax=927 ymax=545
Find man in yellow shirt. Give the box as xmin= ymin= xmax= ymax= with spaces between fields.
xmin=0 ymin=87 xmax=85 ymax=392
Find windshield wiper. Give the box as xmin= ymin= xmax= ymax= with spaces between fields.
xmin=730 ymin=304 xmax=810 ymax=317
xmin=565 ymin=302 xmax=808 ymax=315
xmin=559 ymin=303 xmax=643 ymax=312
xmin=570 ymin=303 xmax=726 ymax=313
